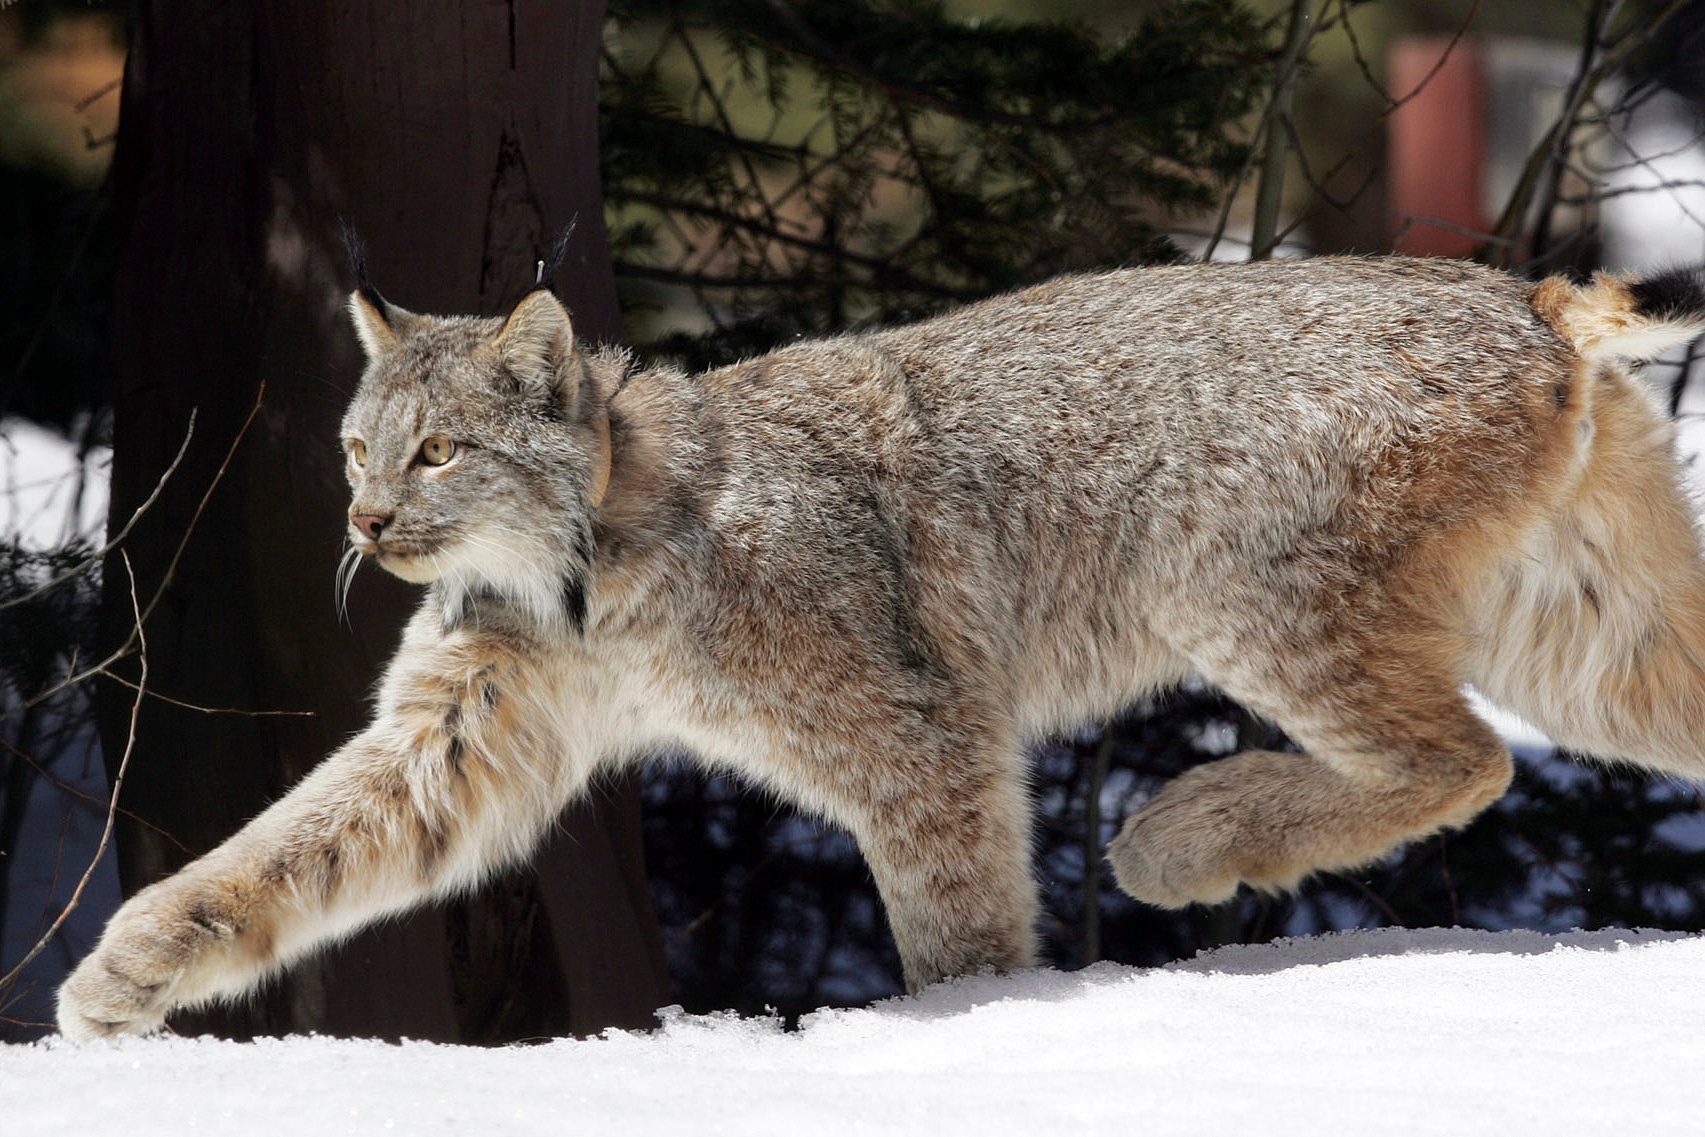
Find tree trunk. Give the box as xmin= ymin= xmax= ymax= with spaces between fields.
xmin=97 ymin=0 xmax=668 ymax=1042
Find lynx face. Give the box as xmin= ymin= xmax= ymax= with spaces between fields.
xmin=340 ymin=289 xmax=612 ymax=633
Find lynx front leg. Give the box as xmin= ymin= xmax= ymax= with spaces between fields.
xmin=840 ymin=750 xmax=1040 ymax=991
xmin=57 ymin=624 xmax=592 ymax=1041
xmin=1109 ymin=644 xmax=1512 ymax=908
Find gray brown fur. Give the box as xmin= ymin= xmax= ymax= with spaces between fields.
xmin=58 ymin=256 xmax=1705 ymax=1040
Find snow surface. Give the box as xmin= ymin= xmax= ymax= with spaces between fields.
xmin=7 ymin=926 xmax=1703 ymax=1136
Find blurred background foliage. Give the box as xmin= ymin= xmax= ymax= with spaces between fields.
xmin=601 ymin=0 xmax=1265 ymax=364
xmin=6 ymin=0 xmax=1705 ymax=1030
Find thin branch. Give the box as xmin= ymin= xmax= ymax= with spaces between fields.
xmin=72 ymin=77 xmax=121 ymax=113
xmin=1204 ymin=3 xmax=1330 ymax=262
xmin=1437 ymin=835 xmax=1461 ymax=926
xmin=0 ymin=735 xmax=193 ymax=856
xmin=748 ymin=1 xmax=1069 ymax=133
xmin=139 ymin=388 xmax=257 ymax=634
xmin=95 ymin=670 xmax=315 ymax=718
xmin=611 ymin=189 xmax=902 ymax=274
xmin=0 ymin=552 xmax=146 ymax=995
xmin=1526 ymin=0 xmax=1619 ymax=264
xmin=2 ymin=192 xmax=110 ymax=422
xmin=14 ymin=384 xmax=262 ymax=716
xmin=1081 ymin=725 xmax=1116 ymax=966
xmin=676 ymin=25 xmax=785 ymax=239
xmin=1328 ymin=870 xmax=1405 ymax=926
xmin=1282 ymin=0 xmax=1484 ymax=235
xmin=1487 ymin=0 xmax=1694 ymax=266
xmin=613 ymin=259 xmax=979 ymax=302
xmin=1249 ymin=0 xmax=1318 ymax=261
xmin=1596 ymin=114 xmax=1705 ymax=232
xmin=1561 ymin=178 xmax=1705 ymax=203
xmin=1335 ymin=0 xmax=1389 ymax=105
xmin=0 ymin=411 xmax=197 ymax=614
xmin=1393 ymin=213 xmax=1518 ymax=249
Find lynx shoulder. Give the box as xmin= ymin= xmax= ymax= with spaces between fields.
xmin=59 ymin=256 xmax=1705 ymax=1040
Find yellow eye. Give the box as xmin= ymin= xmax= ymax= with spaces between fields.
xmin=348 ymin=438 xmax=367 ymax=467
xmin=420 ymin=436 xmax=457 ymax=467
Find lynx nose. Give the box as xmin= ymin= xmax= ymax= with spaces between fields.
xmin=351 ymin=512 xmax=392 ymax=541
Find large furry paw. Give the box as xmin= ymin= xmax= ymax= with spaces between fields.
xmin=1105 ymin=756 xmax=1302 ymax=908
xmin=56 ymin=880 xmax=236 ymax=1043
xmin=1106 ymin=799 xmax=1244 ymax=909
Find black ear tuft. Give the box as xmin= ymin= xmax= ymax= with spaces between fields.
xmin=534 ymin=220 xmax=577 ymax=294
xmin=341 ymin=220 xmax=391 ymax=323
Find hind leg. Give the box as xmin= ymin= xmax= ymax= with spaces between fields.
xmin=1109 ymin=630 xmax=1512 ymax=908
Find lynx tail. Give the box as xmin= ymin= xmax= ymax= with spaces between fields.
xmin=1532 ymin=266 xmax=1705 ymax=363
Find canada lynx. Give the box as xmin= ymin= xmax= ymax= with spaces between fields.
xmin=59 ymin=256 xmax=1705 ymax=1040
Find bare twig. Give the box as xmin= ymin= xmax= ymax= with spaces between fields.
xmin=2 ymin=193 xmax=110 ymax=422
xmin=1329 ymin=871 xmax=1405 ymax=926
xmin=1280 ymin=0 xmax=1484 ymax=236
xmin=0 ymin=552 xmax=146 ymax=996
xmin=1081 ymin=724 xmax=1116 ymax=966
xmin=1487 ymin=0 xmax=1695 ymax=267
xmin=1596 ymin=115 xmax=1705 ymax=232
xmin=0 ymin=735 xmax=194 ymax=857
xmin=1249 ymin=0 xmax=1317 ymax=261
xmin=1203 ymin=1 xmax=1331 ymax=262
xmin=95 ymin=670 xmax=314 ymax=719
xmin=1438 ymin=834 xmax=1461 ymax=926
xmin=1393 ymin=214 xmax=1517 ymax=249
xmin=676 ymin=26 xmax=785 ymax=240
xmin=73 ymin=77 xmax=121 ymax=113
xmin=0 ymin=411 xmax=197 ymax=614
xmin=14 ymin=384 xmax=263 ymax=716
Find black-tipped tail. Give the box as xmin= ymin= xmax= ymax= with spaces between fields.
xmin=1534 ymin=266 xmax=1705 ymax=362
xmin=1628 ymin=266 xmax=1705 ymax=325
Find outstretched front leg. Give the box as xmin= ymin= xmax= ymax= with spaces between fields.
xmin=57 ymin=612 xmax=598 ymax=1041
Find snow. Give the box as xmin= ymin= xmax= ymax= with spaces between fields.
xmin=0 ymin=416 xmax=109 ymax=550
xmin=1599 ymin=92 xmax=1705 ymax=275
xmin=7 ymin=926 xmax=1702 ymax=1135
xmin=0 ymin=416 xmax=123 ymax=1025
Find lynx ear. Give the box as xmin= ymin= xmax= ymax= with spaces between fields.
xmin=348 ymin=290 xmax=408 ymax=360
xmin=493 ymin=290 xmax=610 ymax=508
xmin=343 ymin=224 xmax=406 ymax=361
xmin=493 ymin=289 xmax=576 ymax=388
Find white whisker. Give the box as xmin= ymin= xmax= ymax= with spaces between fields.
xmin=334 ymin=545 xmax=363 ymax=625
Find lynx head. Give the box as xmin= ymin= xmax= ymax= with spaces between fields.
xmin=339 ymin=283 xmax=611 ymax=635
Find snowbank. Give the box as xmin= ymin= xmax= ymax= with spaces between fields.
xmin=6 ymin=926 xmax=1700 ymax=1136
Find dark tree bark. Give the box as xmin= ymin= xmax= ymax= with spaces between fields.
xmin=97 ymin=0 xmax=668 ymax=1042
